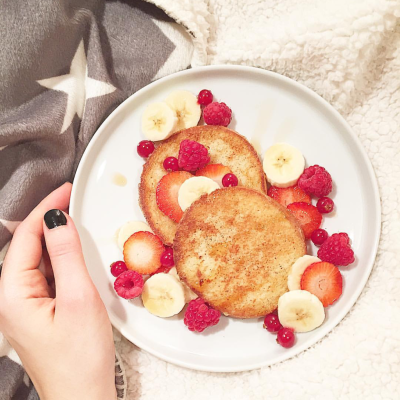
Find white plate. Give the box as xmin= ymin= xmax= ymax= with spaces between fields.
xmin=70 ymin=65 xmax=380 ymax=372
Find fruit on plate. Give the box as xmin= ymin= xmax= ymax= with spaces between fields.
xmin=110 ymin=261 xmax=128 ymax=277
xmin=298 ymin=165 xmax=332 ymax=198
xmin=160 ymin=247 xmax=174 ymax=267
xmin=222 ymin=173 xmax=238 ymax=187
xmin=141 ymin=102 xmax=178 ymax=141
xmin=276 ymin=328 xmax=296 ymax=348
xmin=168 ymin=267 xmax=198 ymax=302
xmin=165 ymin=90 xmax=201 ymax=131
xmin=316 ymin=197 xmax=334 ymax=214
xmin=311 ymin=228 xmax=329 ymax=246
xmin=287 ymin=255 xmax=321 ymax=291
xmin=300 ymin=261 xmax=343 ymax=307
xmin=178 ymin=176 xmax=220 ymax=211
xmin=141 ymin=273 xmax=186 ymax=317
xmin=197 ymin=89 xmax=213 ymax=106
xmin=263 ymin=143 xmax=305 ymax=188
xmin=116 ymin=220 xmax=153 ymax=251
xmin=174 ymin=187 xmax=306 ymax=318
xmin=178 ymin=139 xmax=210 ymax=172
xmin=123 ymin=231 xmax=164 ymax=274
xmin=263 ymin=313 xmax=283 ymax=333
xmin=317 ymin=232 xmax=355 ymax=266
xmin=114 ymin=270 xmax=144 ymax=299
xmin=139 ymin=126 xmax=267 ymax=246
xmin=184 ymin=298 xmax=221 ymax=332
xmin=267 ymin=185 xmax=311 ymax=207
xmin=287 ymin=202 xmax=322 ymax=239
xmin=137 ymin=140 xmax=155 ymax=158
xmin=156 ymin=171 xmax=192 ymax=223
xmin=278 ymin=290 xmax=325 ymax=333
xmin=195 ymin=163 xmax=232 ymax=187
xmin=203 ymin=102 xmax=232 ymax=127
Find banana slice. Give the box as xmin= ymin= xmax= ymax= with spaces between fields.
xmin=278 ymin=290 xmax=325 ymax=333
xmin=165 ymin=90 xmax=201 ymax=132
xmin=263 ymin=143 xmax=305 ymax=188
xmin=288 ymin=255 xmax=321 ymax=291
xmin=142 ymin=102 xmax=178 ymax=141
xmin=169 ymin=267 xmax=198 ymax=302
xmin=178 ymin=176 xmax=220 ymax=212
xmin=116 ymin=221 xmax=153 ymax=251
xmin=141 ymin=273 xmax=185 ymax=318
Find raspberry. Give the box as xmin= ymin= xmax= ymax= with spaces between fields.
xmin=178 ymin=139 xmax=210 ymax=172
xmin=298 ymin=165 xmax=332 ymax=198
xmin=203 ymin=102 xmax=232 ymax=127
xmin=114 ymin=270 xmax=144 ymax=299
xmin=184 ymin=298 xmax=221 ymax=332
xmin=317 ymin=233 xmax=355 ymax=266
xmin=197 ymin=89 xmax=213 ymax=106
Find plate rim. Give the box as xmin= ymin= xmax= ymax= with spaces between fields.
xmin=70 ymin=65 xmax=381 ymax=372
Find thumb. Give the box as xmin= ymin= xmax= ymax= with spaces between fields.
xmin=43 ymin=209 xmax=94 ymax=301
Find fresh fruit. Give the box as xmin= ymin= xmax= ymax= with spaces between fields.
xmin=278 ymin=290 xmax=325 ymax=333
xmin=114 ymin=270 xmax=144 ymax=299
xmin=263 ymin=143 xmax=305 ymax=188
xmin=267 ymin=185 xmax=311 ymax=207
xmin=184 ymin=298 xmax=221 ymax=332
xmin=197 ymin=89 xmax=213 ymax=106
xmin=317 ymin=197 xmax=334 ymax=214
xmin=137 ymin=140 xmax=155 ymax=158
xmin=117 ymin=220 xmax=153 ymax=251
xmin=160 ymin=247 xmax=174 ymax=267
xmin=317 ymin=232 xmax=355 ymax=266
xmin=276 ymin=328 xmax=296 ymax=348
xmin=287 ymin=202 xmax=322 ymax=239
xmin=263 ymin=313 xmax=283 ymax=333
xmin=110 ymin=261 xmax=128 ymax=277
xmin=195 ymin=163 xmax=231 ymax=187
xmin=168 ymin=267 xmax=198 ymax=302
xmin=141 ymin=102 xmax=178 ymax=141
xmin=178 ymin=139 xmax=210 ymax=172
xmin=298 ymin=165 xmax=332 ymax=198
xmin=300 ymin=261 xmax=343 ymax=307
xmin=222 ymin=173 xmax=238 ymax=187
xmin=165 ymin=90 xmax=201 ymax=131
xmin=287 ymin=255 xmax=321 ymax=291
xmin=141 ymin=273 xmax=186 ymax=317
xmin=123 ymin=231 xmax=164 ymax=274
xmin=156 ymin=171 xmax=192 ymax=222
xmin=163 ymin=156 xmax=180 ymax=172
xmin=203 ymin=102 xmax=232 ymax=126
xmin=311 ymin=229 xmax=328 ymax=246
xmin=178 ymin=176 xmax=219 ymax=211
xmin=150 ymin=265 xmax=174 ymax=275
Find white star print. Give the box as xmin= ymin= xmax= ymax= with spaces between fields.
xmin=37 ymin=40 xmax=116 ymax=134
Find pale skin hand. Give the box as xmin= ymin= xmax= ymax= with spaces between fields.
xmin=0 ymin=183 xmax=116 ymax=400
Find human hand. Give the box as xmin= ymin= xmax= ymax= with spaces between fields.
xmin=0 ymin=183 xmax=116 ymax=400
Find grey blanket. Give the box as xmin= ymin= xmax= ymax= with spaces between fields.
xmin=0 ymin=1 xmax=191 ymax=398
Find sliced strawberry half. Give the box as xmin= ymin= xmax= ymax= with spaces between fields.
xmin=195 ymin=164 xmax=231 ymax=187
xmin=268 ymin=185 xmax=311 ymax=207
xmin=300 ymin=261 xmax=343 ymax=307
xmin=156 ymin=171 xmax=192 ymax=222
xmin=287 ymin=202 xmax=322 ymax=239
xmin=150 ymin=265 xmax=174 ymax=276
xmin=123 ymin=231 xmax=164 ymax=274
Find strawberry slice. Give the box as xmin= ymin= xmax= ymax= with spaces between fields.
xmin=150 ymin=265 xmax=174 ymax=276
xmin=195 ymin=164 xmax=231 ymax=187
xmin=123 ymin=231 xmax=164 ymax=274
xmin=300 ymin=261 xmax=343 ymax=307
xmin=268 ymin=185 xmax=311 ymax=207
xmin=156 ymin=171 xmax=192 ymax=222
xmin=287 ymin=202 xmax=322 ymax=239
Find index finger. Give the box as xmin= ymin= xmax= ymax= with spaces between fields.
xmin=2 ymin=183 xmax=72 ymax=281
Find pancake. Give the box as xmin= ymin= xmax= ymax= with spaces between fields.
xmin=173 ymin=187 xmax=306 ymax=318
xmin=139 ymin=125 xmax=267 ymax=246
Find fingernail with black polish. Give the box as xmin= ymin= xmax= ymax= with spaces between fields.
xmin=44 ymin=209 xmax=67 ymax=229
